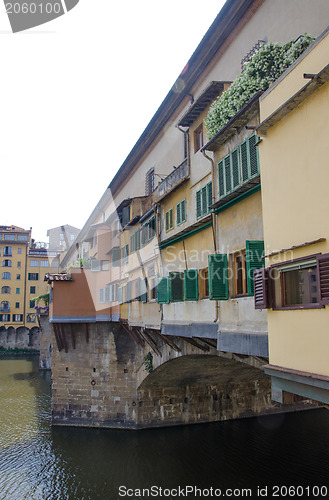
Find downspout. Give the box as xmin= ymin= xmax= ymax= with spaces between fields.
xmin=201 ymin=149 xmax=219 ymax=324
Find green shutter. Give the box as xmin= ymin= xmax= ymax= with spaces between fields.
xmin=240 ymin=140 xmax=249 ymax=182
xmin=157 ymin=277 xmax=170 ymax=304
xmin=196 ymin=189 xmax=202 ymax=218
xmin=218 ymin=160 xmax=225 ymax=198
xmin=181 ymin=199 xmax=186 ymax=222
xmin=140 ymin=277 xmax=148 ymax=303
xmin=246 ymin=240 xmax=265 ymax=295
xmin=170 ymin=272 xmax=184 ymax=302
xmin=201 ymin=186 xmax=207 ymax=215
xmin=248 ymin=134 xmax=259 ymax=177
xmin=208 ymin=254 xmax=228 ymax=300
xmin=176 ymin=202 xmax=181 ymax=225
xmin=231 ymin=147 xmax=240 ymax=189
xmin=224 ymin=156 xmax=232 ymax=194
xmin=207 ymin=182 xmax=212 ymax=211
xmin=184 ymin=269 xmax=198 ymax=301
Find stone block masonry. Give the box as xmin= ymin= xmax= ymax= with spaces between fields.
xmin=50 ymin=322 xmax=302 ymax=429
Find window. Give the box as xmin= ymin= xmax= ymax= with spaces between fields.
xmin=120 ymin=206 xmax=131 ymax=227
xmin=218 ymin=134 xmax=260 ymax=199
xmin=196 ymin=182 xmax=212 ymax=219
xmin=176 ymin=200 xmax=186 ymax=226
xmin=3 ymin=246 xmax=12 ymax=256
xmin=16 ymin=288 xmax=20 ymax=294
xmin=16 ymin=302 xmax=20 ymax=309
xmin=13 ymin=314 xmax=23 ymax=322
xmin=130 ymin=229 xmax=141 ymax=253
xmin=141 ymin=215 xmax=156 ymax=245
xmin=122 ymin=245 xmax=129 ymax=265
xmin=140 ymin=277 xmax=148 ymax=303
xmin=148 ymin=276 xmax=157 ymax=301
xmin=111 ymin=247 xmax=121 ymax=267
xmin=28 ymin=273 xmax=39 ymax=280
xmin=16 ymin=274 xmax=20 ymax=280
xmin=208 ymin=254 xmax=229 ymax=300
xmin=199 ymin=268 xmax=209 ymax=299
xmin=2 ymin=272 xmax=11 ymax=280
xmin=1 ymin=286 xmax=10 ymax=294
xmin=30 ymin=286 xmax=35 ymax=294
xmin=1 ymin=301 xmax=10 ymax=312
xmin=165 ymin=209 xmax=174 ymax=232
xmin=254 ymin=253 xmax=329 ymax=310
xmin=17 ymin=235 xmax=28 ymax=241
xmin=234 ymin=252 xmax=247 ymax=296
xmin=17 ymin=248 xmax=22 ymax=254
xmin=3 ymin=260 xmax=12 ymax=267
xmin=170 ymin=272 xmax=184 ymax=302
xmin=40 ymin=260 xmax=49 ymax=267
xmin=194 ymin=123 xmax=203 ymax=153
xmin=0 ymin=314 xmax=10 ymax=322
xmin=27 ymin=314 xmax=36 ymax=323
xmin=30 ymin=260 xmax=39 ymax=267
xmin=184 ymin=269 xmax=198 ymax=301
xmin=17 ymin=262 xmax=21 ymax=268
xmin=145 ymin=167 xmax=155 ymax=195
xmin=4 ymin=234 xmax=15 ymax=241
xmin=157 ymin=277 xmax=170 ymax=304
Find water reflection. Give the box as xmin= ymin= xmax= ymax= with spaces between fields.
xmin=0 ymin=357 xmax=329 ymax=499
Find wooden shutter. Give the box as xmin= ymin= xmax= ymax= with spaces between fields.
xmin=317 ymin=253 xmax=329 ymax=306
xmin=248 ymin=134 xmax=259 ymax=177
xmin=201 ymin=186 xmax=207 ymax=215
xmin=181 ymin=200 xmax=186 ymax=223
xmin=112 ymin=247 xmax=121 ymax=267
xmin=117 ymin=286 xmax=123 ymax=304
xmin=176 ymin=203 xmax=181 ymax=225
xmin=208 ymin=254 xmax=228 ymax=300
xmin=218 ymin=160 xmax=225 ymax=198
xmin=184 ymin=269 xmax=198 ymax=301
xmin=254 ymin=268 xmax=269 ymax=309
xmin=246 ymin=240 xmax=265 ymax=295
xmin=207 ymin=182 xmax=213 ymax=211
xmin=231 ymin=147 xmax=240 ymax=189
xmin=196 ymin=189 xmax=202 ymax=218
xmin=240 ymin=140 xmax=249 ymax=182
xmin=141 ymin=277 xmax=148 ymax=303
xmin=224 ymin=156 xmax=232 ymax=194
xmin=170 ymin=272 xmax=184 ymax=302
xmin=157 ymin=277 xmax=170 ymax=304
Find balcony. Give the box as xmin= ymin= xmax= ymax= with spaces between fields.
xmin=156 ymin=159 xmax=188 ymax=200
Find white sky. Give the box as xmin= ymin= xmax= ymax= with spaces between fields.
xmin=0 ymin=0 xmax=225 ymax=242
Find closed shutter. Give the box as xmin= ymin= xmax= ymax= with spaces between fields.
xmin=218 ymin=160 xmax=225 ymax=198
xmin=184 ymin=269 xmax=198 ymax=301
xmin=208 ymin=254 xmax=228 ymax=300
xmin=170 ymin=272 xmax=184 ymax=302
xmin=196 ymin=189 xmax=202 ymax=218
xmin=176 ymin=203 xmax=182 ymax=225
xmin=254 ymin=268 xmax=269 ymax=309
xmin=181 ymin=200 xmax=186 ymax=222
xmin=248 ymin=134 xmax=259 ymax=177
xmin=246 ymin=240 xmax=265 ymax=295
xmin=141 ymin=277 xmax=148 ymax=303
xmin=117 ymin=286 xmax=123 ymax=304
xmin=240 ymin=140 xmax=249 ymax=182
xmin=112 ymin=247 xmax=121 ymax=267
xmin=201 ymin=186 xmax=207 ymax=215
xmin=317 ymin=253 xmax=329 ymax=305
xmin=224 ymin=156 xmax=232 ymax=194
xmin=157 ymin=277 xmax=170 ymax=304
xmin=207 ymin=182 xmax=212 ymax=211
xmin=231 ymin=147 xmax=240 ymax=189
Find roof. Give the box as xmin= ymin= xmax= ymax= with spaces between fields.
xmin=44 ymin=273 xmax=73 ymax=284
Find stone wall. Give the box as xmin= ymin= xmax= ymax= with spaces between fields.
xmin=0 ymin=325 xmax=39 ymax=350
xmin=39 ymin=316 xmax=52 ymax=370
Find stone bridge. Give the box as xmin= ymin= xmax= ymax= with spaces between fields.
xmin=51 ymin=321 xmax=284 ymax=429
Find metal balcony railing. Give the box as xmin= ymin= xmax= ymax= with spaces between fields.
xmin=157 ymin=159 xmax=188 ymax=199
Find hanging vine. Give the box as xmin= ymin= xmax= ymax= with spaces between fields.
xmin=205 ymin=34 xmax=313 ymax=139
xmin=143 ymin=352 xmax=153 ymax=374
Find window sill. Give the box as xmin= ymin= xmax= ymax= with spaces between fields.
xmin=272 ymin=303 xmax=324 ymax=311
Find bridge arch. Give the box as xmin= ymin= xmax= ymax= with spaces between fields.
xmin=136 ymin=354 xmax=274 ymax=428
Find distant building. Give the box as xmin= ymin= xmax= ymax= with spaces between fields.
xmin=0 ymin=225 xmax=59 ymax=329
xmin=47 ymin=225 xmax=80 ymax=252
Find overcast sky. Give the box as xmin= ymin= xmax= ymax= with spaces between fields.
xmin=0 ymin=0 xmax=225 ymax=242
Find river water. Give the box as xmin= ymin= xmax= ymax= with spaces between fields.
xmin=0 ymin=357 xmax=329 ymax=500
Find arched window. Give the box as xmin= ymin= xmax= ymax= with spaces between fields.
xmin=2 ymin=272 xmax=11 ymax=280
xmin=1 ymin=286 xmax=11 ymax=294
xmin=3 ymin=260 xmax=12 ymax=267
xmin=1 ymin=301 xmax=10 ymax=312
xmin=3 ymin=247 xmax=12 ymax=257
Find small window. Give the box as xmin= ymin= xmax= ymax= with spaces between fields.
xmin=28 ymin=273 xmax=39 ymax=281
xmin=1 ymin=286 xmax=10 ymax=294
xmin=16 ymin=288 xmax=20 ymax=294
xmin=122 ymin=245 xmax=129 ymax=265
xmin=30 ymin=260 xmax=39 ymax=267
xmin=2 ymin=272 xmax=11 ymax=280
xmin=27 ymin=314 xmax=36 ymax=323
xmin=4 ymin=247 xmax=12 ymax=256
xmin=1 ymin=301 xmax=10 ymax=312
xmin=145 ymin=167 xmax=155 ymax=195
xmin=16 ymin=302 xmax=20 ymax=309
xmin=199 ymin=268 xmax=209 ymax=299
xmin=30 ymin=286 xmax=35 ymax=294
xmin=165 ymin=209 xmax=174 ymax=232
xmin=170 ymin=272 xmax=184 ymax=302
xmin=16 ymin=274 xmax=21 ymax=280
xmin=40 ymin=261 xmax=49 ymax=268
xmin=196 ymin=182 xmax=212 ymax=219
xmin=17 ymin=248 xmax=22 ymax=254
xmin=17 ymin=262 xmax=21 ymax=268
xmin=148 ymin=277 xmax=157 ymax=301
xmin=233 ymin=252 xmax=247 ymax=296
xmin=3 ymin=260 xmax=12 ymax=267
xmin=194 ymin=123 xmax=203 ymax=153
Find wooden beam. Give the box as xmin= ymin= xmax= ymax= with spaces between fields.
xmin=147 ymin=329 xmax=181 ymax=353
xmin=136 ymin=329 xmax=161 ymax=356
xmin=181 ymin=336 xmax=209 ymax=352
xmin=197 ymin=337 xmax=217 ymax=349
xmin=120 ymin=321 xmax=145 ymax=347
xmin=59 ymin=323 xmax=68 ymax=353
xmin=69 ymin=323 xmax=76 ymax=349
xmin=53 ymin=323 xmax=63 ymax=351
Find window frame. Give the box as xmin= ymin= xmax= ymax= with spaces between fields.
xmin=165 ymin=208 xmax=174 ymax=232
xmin=176 ymin=199 xmax=187 ymax=226
xmin=196 ymin=181 xmax=212 ymax=219
xmin=194 ymin=123 xmax=203 ymax=153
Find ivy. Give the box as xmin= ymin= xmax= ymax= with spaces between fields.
xmin=143 ymin=352 xmax=153 ymax=374
xmin=205 ymin=35 xmax=314 ymax=139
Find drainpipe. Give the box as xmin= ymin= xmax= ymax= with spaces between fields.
xmin=201 ymin=149 xmax=219 ymax=324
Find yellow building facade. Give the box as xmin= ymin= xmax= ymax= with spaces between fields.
xmin=257 ymin=28 xmax=329 ymax=403
xmin=0 ymin=225 xmax=59 ymax=329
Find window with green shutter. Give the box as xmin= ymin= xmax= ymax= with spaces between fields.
xmin=240 ymin=134 xmax=260 ymax=182
xmin=165 ymin=208 xmax=174 ymax=232
xmin=176 ymin=199 xmax=186 ymax=225
xmin=170 ymin=272 xmax=184 ymax=302
xmin=246 ymin=240 xmax=265 ymax=295
xmin=184 ymin=269 xmax=198 ymax=301
xmin=130 ymin=229 xmax=140 ymax=253
xmin=196 ymin=181 xmax=212 ymax=219
xmin=157 ymin=277 xmax=170 ymax=304
xmin=208 ymin=254 xmax=228 ymax=300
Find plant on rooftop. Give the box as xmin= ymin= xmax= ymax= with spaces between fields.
xmin=205 ymin=34 xmax=314 ymax=139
